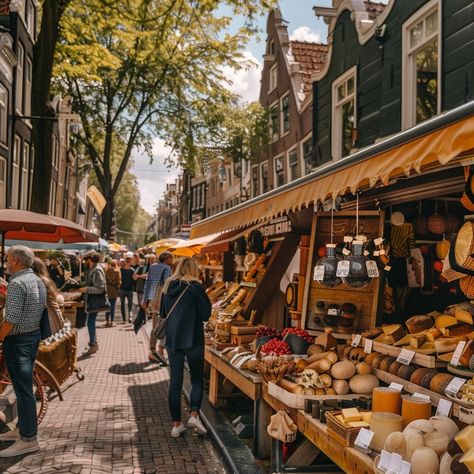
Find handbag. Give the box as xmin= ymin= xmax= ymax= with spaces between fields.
xmin=40 ymin=307 xmax=52 ymax=340
xmin=86 ymin=292 xmax=111 ymax=313
xmin=153 ymin=285 xmax=189 ymax=340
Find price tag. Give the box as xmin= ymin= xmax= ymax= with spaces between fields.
xmin=366 ymin=260 xmax=380 ymax=278
xmin=374 ymin=237 xmax=384 ymax=246
xmin=436 ymin=398 xmax=453 ymax=417
xmin=373 ymin=250 xmax=380 ymax=256
xmin=378 ymin=450 xmax=392 ymax=472
xmin=384 ymin=265 xmax=392 ymax=271
xmin=313 ymin=265 xmax=325 ymax=281
xmin=344 ymin=236 xmax=353 ymax=243
xmin=364 ymin=250 xmax=370 ymax=256
xmin=342 ymin=248 xmax=351 ymax=256
xmin=354 ymin=428 xmax=374 ymax=450
xmin=397 ymin=348 xmax=415 ymax=365
xmin=364 ymin=338 xmax=373 ymax=354
xmin=445 ymin=377 xmax=467 ymax=397
xmin=450 ymin=341 xmax=467 ymax=367
xmin=351 ymin=334 xmax=362 ymax=347
xmin=387 ymin=453 xmax=403 ymax=474
xmin=379 ymin=249 xmax=386 ymax=255
xmin=413 ymin=392 xmax=430 ymax=401
xmin=328 ymin=307 xmax=339 ymax=316
xmin=336 ymin=260 xmax=350 ymax=277
xmin=400 ymin=461 xmax=411 ymax=474
xmin=389 ymin=382 xmax=404 ymax=391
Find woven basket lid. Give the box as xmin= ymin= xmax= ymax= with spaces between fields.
xmin=427 ymin=213 xmax=447 ymax=234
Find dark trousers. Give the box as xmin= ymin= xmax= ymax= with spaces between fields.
xmin=3 ymin=331 xmax=41 ymax=440
xmin=87 ymin=312 xmax=98 ymax=345
xmin=106 ymin=298 xmax=117 ymax=322
xmin=119 ymin=290 xmax=133 ymax=321
xmin=167 ymin=345 xmax=204 ymax=422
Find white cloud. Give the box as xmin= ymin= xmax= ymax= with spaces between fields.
xmin=290 ymin=26 xmax=322 ymax=43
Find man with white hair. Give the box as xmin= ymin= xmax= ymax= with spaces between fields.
xmin=0 ymin=245 xmax=47 ymax=457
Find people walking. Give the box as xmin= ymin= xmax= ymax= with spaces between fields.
xmin=142 ymin=251 xmax=173 ymax=363
xmin=120 ymin=254 xmax=135 ymax=323
xmin=160 ymin=257 xmax=211 ymax=438
xmin=80 ymin=251 xmax=107 ymax=354
xmin=0 ymin=246 xmax=47 ymax=457
xmin=134 ymin=254 xmax=155 ymax=306
xmin=105 ymin=260 xmax=121 ymax=327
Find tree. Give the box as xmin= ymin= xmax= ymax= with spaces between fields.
xmin=53 ymin=0 xmax=276 ymax=238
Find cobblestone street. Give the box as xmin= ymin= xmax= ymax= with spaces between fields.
xmin=0 ymin=317 xmax=226 ymax=474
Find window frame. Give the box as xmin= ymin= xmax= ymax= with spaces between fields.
xmin=269 ymin=64 xmax=277 ymax=93
xmin=11 ymin=135 xmax=21 ymax=208
xmin=24 ymin=56 xmax=32 ymax=119
xmin=0 ymin=84 xmax=8 ymax=144
xmin=287 ymin=146 xmax=300 ymax=182
xmin=301 ymin=132 xmax=313 ymax=176
xmin=20 ymin=142 xmax=29 ymax=210
xmin=273 ymin=154 xmax=285 ymax=188
xmin=402 ymin=0 xmax=441 ymax=130
xmin=251 ymin=164 xmax=259 ymax=197
xmin=260 ymin=161 xmax=269 ymax=195
xmin=269 ymin=100 xmax=279 ymax=143
xmin=280 ymin=92 xmax=290 ymax=136
xmin=0 ymin=156 xmax=6 ymax=208
xmin=16 ymin=43 xmax=24 ymax=114
xmin=331 ymin=66 xmax=357 ymax=161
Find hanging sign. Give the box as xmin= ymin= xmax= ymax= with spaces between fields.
xmin=336 ymin=260 xmax=350 ymax=277
xmin=87 ymin=185 xmax=107 ymax=215
xmin=260 ymin=217 xmax=292 ymax=237
xmin=366 ymin=260 xmax=379 ymax=278
xmin=313 ymin=265 xmax=325 ymax=281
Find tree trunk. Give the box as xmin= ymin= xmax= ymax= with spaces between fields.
xmin=100 ymin=185 xmax=115 ymax=239
xmin=30 ymin=0 xmax=70 ymax=213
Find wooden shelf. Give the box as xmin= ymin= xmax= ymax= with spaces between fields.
xmin=202 ymin=265 xmax=223 ymax=271
xmin=307 ymin=329 xmax=352 ymax=340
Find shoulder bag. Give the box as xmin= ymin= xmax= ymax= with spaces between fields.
xmin=153 ymin=285 xmax=189 ymax=340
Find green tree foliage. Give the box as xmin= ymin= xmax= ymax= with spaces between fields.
xmin=52 ymin=0 xmax=275 ymax=237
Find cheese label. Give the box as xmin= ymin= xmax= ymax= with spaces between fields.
xmin=373 ymin=250 xmax=380 ymax=256
xmin=343 ymin=236 xmax=353 ymax=243
xmin=400 ymin=461 xmax=411 ymax=474
xmin=387 ymin=453 xmax=403 ymax=474
xmin=328 ymin=308 xmax=339 ymax=316
xmin=336 ymin=260 xmax=350 ymax=278
xmin=445 ymin=377 xmax=466 ymax=397
xmin=397 ymin=348 xmax=415 ymax=365
xmin=354 ymin=428 xmax=374 ymax=450
xmin=342 ymin=247 xmax=351 ymax=256
xmin=366 ymin=260 xmax=379 ymax=278
xmin=313 ymin=265 xmax=325 ymax=281
xmin=389 ymin=382 xmax=404 ymax=391
xmin=351 ymin=334 xmax=362 ymax=347
xmin=384 ymin=265 xmax=392 ymax=271
xmin=378 ymin=450 xmax=392 ymax=471
xmin=374 ymin=237 xmax=384 ymax=246
xmin=364 ymin=338 xmax=373 ymax=354
xmin=450 ymin=340 xmax=467 ymax=367
xmin=364 ymin=250 xmax=370 ymax=256
xmin=413 ymin=392 xmax=430 ymax=401
xmin=436 ymin=398 xmax=453 ymax=417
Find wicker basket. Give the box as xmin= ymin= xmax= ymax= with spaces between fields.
xmin=326 ymin=410 xmax=369 ymax=447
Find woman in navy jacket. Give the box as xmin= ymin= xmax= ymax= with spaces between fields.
xmin=160 ymin=257 xmax=211 ymax=437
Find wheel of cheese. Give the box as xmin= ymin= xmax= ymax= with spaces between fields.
xmin=401 ymin=396 xmax=432 ymax=426
xmin=389 ymin=360 xmax=403 ymax=375
xmin=372 ymin=387 xmax=402 ymax=414
xmin=365 ymin=352 xmax=379 ymax=366
xmin=410 ymin=368 xmax=436 ymax=386
xmin=429 ymin=373 xmax=455 ymax=395
xmin=350 ymin=347 xmax=366 ymax=362
xmin=379 ymin=356 xmax=397 ymax=373
xmin=398 ymin=365 xmax=417 ymax=380
xmin=372 ymin=353 xmax=387 ymax=369
xmin=419 ymin=370 xmax=438 ymax=389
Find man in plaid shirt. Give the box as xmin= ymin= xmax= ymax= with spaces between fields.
xmin=0 ymin=246 xmax=46 ymax=457
xmin=142 ymin=251 xmax=173 ymax=364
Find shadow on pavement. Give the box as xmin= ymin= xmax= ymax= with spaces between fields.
xmin=109 ymin=361 xmax=161 ymax=375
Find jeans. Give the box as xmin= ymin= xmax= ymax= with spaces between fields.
xmin=119 ymin=290 xmax=133 ymax=321
xmin=106 ymin=298 xmax=117 ymax=322
xmin=87 ymin=312 xmax=98 ymax=345
xmin=3 ymin=331 xmax=41 ymax=440
xmin=167 ymin=345 xmax=204 ymax=422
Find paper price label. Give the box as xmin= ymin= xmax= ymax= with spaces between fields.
xmin=373 ymin=250 xmax=380 ymax=256
xmin=364 ymin=250 xmax=370 ymax=256
xmin=387 ymin=453 xmax=403 ymax=474
xmin=445 ymin=377 xmax=466 ymax=397
xmin=364 ymin=338 xmax=373 ymax=354
xmin=413 ymin=392 xmax=430 ymax=401
xmin=336 ymin=260 xmax=350 ymax=277
xmin=374 ymin=237 xmax=384 ymax=246
xmin=344 ymin=236 xmax=353 ymax=243
xmin=351 ymin=334 xmax=362 ymax=347
xmin=366 ymin=260 xmax=379 ymax=278
xmin=313 ymin=265 xmax=325 ymax=281
xmin=354 ymin=428 xmax=374 ymax=450
xmin=450 ymin=340 xmax=467 ymax=367
xmin=397 ymin=348 xmax=415 ymax=365
xmin=389 ymin=382 xmax=404 ymax=391
xmin=436 ymin=398 xmax=453 ymax=417
xmin=342 ymin=248 xmax=351 ymax=256
xmin=378 ymin=450 xmax=392 ymax=471
xmin=400 ymin=461 xmax=411 ymax=474
xmin=328 ymin=308 xmax=339 ymax=316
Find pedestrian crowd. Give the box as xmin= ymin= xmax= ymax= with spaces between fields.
xmin=0 ymin=244 xmax=212 ymax=459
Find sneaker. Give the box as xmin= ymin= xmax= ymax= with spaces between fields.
xmin=171 ymin=424 xmax=186 ymax=438
xmin=0 ymin=439 xmax=40 ymax=457
xmin=0 ymin=428 xmax=19 ymax=442
xmin=84 ymin=344 xmax=98 ymax=355
xmin=188 ymin=415 xmax=207 ymax=435
xmin=151 ymin=351 xmax=168 ymax=367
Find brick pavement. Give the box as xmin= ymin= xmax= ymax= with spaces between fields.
xmin=0 ymin=317 xmax=227 ymax=474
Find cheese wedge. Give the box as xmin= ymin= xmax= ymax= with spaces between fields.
xmin=347 ymin=421 xmax=370 ymax=428
xmin=455 ymin=425 xmax=474 ymax=452
xmin=435 ymin=314 xmax=459 ymax=329
xmin=393 ymin=334 xmax=413 ymax=347
xmin=335 ymin=415 xmax=349 ymax=427
xmin=361 ymin=411 xmax=372 ymax=423
xmin=409 ymin=333 xmax=426 ymax=349
xmin=341 ymin=408 xmax=361 ymax=422
xmin=460 ymin=447 xmax=474 ymax=471
xmin=425 ymin=327 xmax=443 ymax=342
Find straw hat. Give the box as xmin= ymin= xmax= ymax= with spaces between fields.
xmin=441 ymin=221 xmax=474 ymax=298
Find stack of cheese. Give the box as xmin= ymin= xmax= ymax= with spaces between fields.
xmin=334 ymin=407 xmax=372 ymax=428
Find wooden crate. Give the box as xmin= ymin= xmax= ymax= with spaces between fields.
xmin=231 ymin=334 xmax=256 ymax=345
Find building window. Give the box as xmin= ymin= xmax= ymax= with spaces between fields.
xmin=269 ymin=102 xmax=279 ymax=142
xmin=12 ymin=135 xmax=21 ymax=208
xmin=288 ymin=148 xmax=299 ymax=181
xmin=269 ymin=64 xmax=277 ymax=92
xmin=20 ymin=142 xmax=29 ymax=209
xmin=302 ymin=135 xmax=313 ymax=175
xmin=274 ymin=156 xmax=284 ymax=188
xmin=26 ymin=3 xmax=35 ymax=39
xmin=25 ymin=58 xmax=32 ymax=117
xmin=49 ymin=181 xmax=56 ymax=215
xmin=0 ymin=157 xmax=6 ymax=208
xmin=260 ymin=161 xmax=269 ymax=194
xmin=0 ymin=85 xmax=7 ymax=144
xmin=29 ymin=147 xmax=34 ymax=208
xmin=281 ymin=94 xmax=290 ymax=135
xmin=16 ymin=43 xmax=24 ymax=114
xmin=403 ymin=1 xmax=440 ymax=129
xmin=268 ymin=40 xmax=275 ymax=55
xmin=52 ymin=135 xmax=59 ymax=170
xmin=252 ymin=165 xmax=259 ymax=197
xmin=332 ymin=67 xmax=356 ymax=160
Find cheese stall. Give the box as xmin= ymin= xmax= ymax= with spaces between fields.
xmin=190 ymin=104 xmax=474 ymax=472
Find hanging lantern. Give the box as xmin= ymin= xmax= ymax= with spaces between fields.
xmin=427 ymin=202 xmax=447 ymax=235
xmin=413 ymin=201 xmax=428 ymax=235
xmin=315 ymin=244 xmax=342 ymax=288
xmin=342 ymin=241 xmax=371 ymax=288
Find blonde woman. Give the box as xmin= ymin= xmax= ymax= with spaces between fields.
xmin=160 ymin=257 xmax=211 ymax=438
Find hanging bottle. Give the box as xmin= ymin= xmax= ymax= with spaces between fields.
xmin=342 ymin=240 xmax=370 ymax=288
xmin=315 ymin=243 xmax=342 ymax=288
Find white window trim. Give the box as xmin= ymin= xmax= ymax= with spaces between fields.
xmin=300 ymin=132 xmax=313 ymax=176
xmin=260 ymin=161 xmax=269 ymax=195
xmin=269 ymin=100 xmax=279 ymax=143
xmin=286 ymin=145 xmax=299 ymax=182
xmin=268 ymin=64 xmax=277 ymax=93
xmin=401 ymin=0 xmax=441 ymax=130
xmin=251 ymin=164 xmax=259 ymax=197
xmin=331 ymin=66 xmax=357 ymax=161
xmin=280 ymin=92 xmax=290 ymax=137
xmin=20 ymin=142 xmax=29 ymax=210
xmin=12 ymin=135 xmax=21 ymax=208
xmin=0 ymin=84 xmax=7 ymax=145
xmin=273 ymin=154 xmax=285 ymax=188
xmin=0 ymin=156 xmax=6 ymax=208
xmin=16 ymin=43 xmax=24 ymax=115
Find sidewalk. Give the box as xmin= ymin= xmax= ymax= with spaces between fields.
xmin=0 ymin=316 xmax=226 ymax=474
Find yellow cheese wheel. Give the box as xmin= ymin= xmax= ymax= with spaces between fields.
xmin=401 ymin=396 xmax=432 ymax=427
xmin=372 ymin=387 xmax=402 ymax=414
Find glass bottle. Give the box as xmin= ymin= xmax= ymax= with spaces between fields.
xmin=342 ymin=240 xmax=370 ymax=288
xmin=316 ymin=243 xmax=341 ymax=288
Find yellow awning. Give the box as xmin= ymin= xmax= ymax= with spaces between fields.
xmin=191 ymin=111 xmax=474 ymax=239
